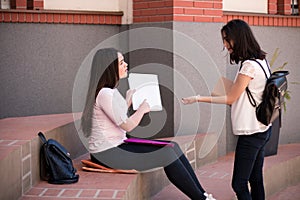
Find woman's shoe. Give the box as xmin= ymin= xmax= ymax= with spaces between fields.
xmin=204 ymin=192 xmax=216 ymax=200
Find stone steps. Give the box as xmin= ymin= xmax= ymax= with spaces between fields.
xmin=1 ymin=113 xmax=299 ymax=200
xmin=21 ymin=134 xmax=218 ymax=200
xmin=153 ymin=143 xmax=300 ymax=200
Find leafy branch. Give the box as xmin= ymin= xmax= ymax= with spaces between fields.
xmin=269 ymin=48 xmax=300 ymax=111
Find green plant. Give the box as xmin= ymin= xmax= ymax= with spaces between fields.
xmin=269 ymin=48 xmax=299 ymax=111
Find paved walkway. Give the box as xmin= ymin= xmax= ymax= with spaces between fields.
xmin=21 ymin=154 xmax=135 ymax=200
xmin=153 ymin=152 xmax=234 ymax=200
xmin=268 ymin=183 xmax=300 ymax=200
xmin=153 ymin=143 xmax=300 ymax=200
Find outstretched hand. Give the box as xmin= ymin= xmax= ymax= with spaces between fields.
xmin=181 ymin=95 xmax=200 ymax=105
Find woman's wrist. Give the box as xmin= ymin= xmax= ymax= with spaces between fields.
xmin=195 ymin=95 xmax=201 ymax=102
xmin=182 ymin=95 xmax=201 ymax=104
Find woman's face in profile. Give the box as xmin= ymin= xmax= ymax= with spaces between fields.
xmin=118 ymin=52 xmax=128 ymax=79
xmin=222 ymin=32 xmax=234 ymax=54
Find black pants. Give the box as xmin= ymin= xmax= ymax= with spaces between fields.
xmin=232 ymin=127 xmax=272 ymax=200
xmin=91 ymin=141 xmax=207 ymax=200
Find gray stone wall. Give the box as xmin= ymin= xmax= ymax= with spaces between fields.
xmin=0 ymin=23 xmax=121 ymax=118
xmin=1 ymin=22 xmax=299 ymax=155
xmin=173 ymin=22 xmax=300 ymax=154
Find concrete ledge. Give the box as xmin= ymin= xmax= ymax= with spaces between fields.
xmin=0 ymin=113 xmax=218 ymax=200
xmin=0 ymin=113 xmax=87 ymax=200
xmin=264 ymin=143 xmax=300 ymax=198
xmin=132 ymin=134 xmax=218 ymax=200
xmin=21 ymin=133 xmax=218 ymax=200
xmin=2 ymin=113 xmax=299 ymax=200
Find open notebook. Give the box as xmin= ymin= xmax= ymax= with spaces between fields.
xmin=124 ymin=138 xmax=174 ymax=147
xmin=128 ymin=73 xmax=163 ymax=111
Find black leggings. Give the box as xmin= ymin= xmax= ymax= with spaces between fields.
xmin=91 ymin=141 xmax=207 ymax=200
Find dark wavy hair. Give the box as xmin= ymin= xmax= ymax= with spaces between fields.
xmin=81 ymin=48 xmax=120 ymax=137
xmin=221 ymin=19 xmax=266 ymax=64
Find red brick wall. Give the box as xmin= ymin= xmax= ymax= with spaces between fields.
xmin=132 ymin=0 xmax=300 ymax=27
xmin=268 ymin=0 xmax=278 ymax=14
xmin=268 ymin=0 xmax=300 ymax=15
xmin=277 ymin=0 xmax=291 ymax=15
xmin=224 ymin=13 xmax=299 ymax=27
xmin=133 ymin=0 xmax=173 ymax=22
xmin=0 ymin=10 xmax=123 ymax=24
xmin=1 ymin=0 xmax=300 ymax=26
xmin=173 ymin=0 xmax=223 ymax=22
xmin=15 ymin=0 xmax=26 ymax=10
xmin=133 ymin=0 xmax=223 ymax=23
xmin=33 ymin=0 xmax=44 ymax=10
xmin=1 ymin=0 xmax=123 ymax=25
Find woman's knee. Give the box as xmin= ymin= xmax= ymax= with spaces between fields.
xmin=169 ymin=141 xmax=179 ymax=146
xmin=169 ymin=141 xmax=183 ymax=153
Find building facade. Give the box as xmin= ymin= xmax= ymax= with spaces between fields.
xmin=1 ymin=0 xmax=299 ymax=155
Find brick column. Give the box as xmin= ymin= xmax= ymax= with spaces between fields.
xmin=10 ymin=0 xmax=16 ymax=9
xmin=278 ymin=0 xmax=292 ymax=15
xmin=33 ymin=0 xmax=43 ymax=10
xmin=133 ymin=0 xmax=173 ymax=23
xmin=27 ymin=0 xmax=33 ymax=9
xmin=133 ymin=0 xmax=223 ymax=23
xmin=10 ymin=0 xmax=27 ymax=10
xmin=268 ymin=0 xmax=278 ymax=14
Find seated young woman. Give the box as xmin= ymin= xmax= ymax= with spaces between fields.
xmin=81 ymin=48 xmax=216 ymax=200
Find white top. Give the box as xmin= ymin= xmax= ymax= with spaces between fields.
xmin=231 ymin=59 xmax=271 ymax=135
xmin=89 ymin=88 xmax=128 ymax=153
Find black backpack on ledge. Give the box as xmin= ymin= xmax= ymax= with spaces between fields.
xmin=38 ymin=132 xmax=79 ymax=184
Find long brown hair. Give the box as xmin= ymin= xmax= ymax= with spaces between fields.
xmin=81 ymin=48 xmax=120 ymax=137
xmin=221 ymin=19 xmax=266 ymax=64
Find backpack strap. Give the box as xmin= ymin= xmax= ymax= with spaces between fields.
xmin=240 ymin=59 xmax=270 ymax=108
xmin=245 ymin=87 xmax=257 ymax=107
xmin=38 ymin=132 xmax=48 ymax=144
xmin=248 ymin=58 xmax=271 ymax=79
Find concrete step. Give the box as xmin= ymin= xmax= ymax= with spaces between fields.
xmin=0 ymin=113 xmax=218 ymax=200
xmin=2 ymin=113 xmax=299 ymax=200
xmin=267 ymin=182 xmax=300 ymax=200
xmin=21 ymin=134 xmax=219 ymax=200
xmin=0 ymin=113 xmax=87 ymax=200
xmin=20 ymin=143 xmax=300 ymax=200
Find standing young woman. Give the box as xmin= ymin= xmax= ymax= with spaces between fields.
xmin=182 ymin=19 xmax=272 ymax=200
xmin=81 ymin=48 xmax=216 ymax=200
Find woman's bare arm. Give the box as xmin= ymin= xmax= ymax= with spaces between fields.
xmin=182 ymin=74 xmax=252 ymax=105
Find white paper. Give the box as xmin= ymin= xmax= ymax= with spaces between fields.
xmin=128 ymin=73 xmax=163 ymax=111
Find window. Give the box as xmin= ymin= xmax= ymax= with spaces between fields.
xmin=291 ymin=0 xmax=299 ymax=15
xmin=223 ymin=0 xmax=268 ymax=14
xmin=44 ymin=0 xmax=120 ymax=11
